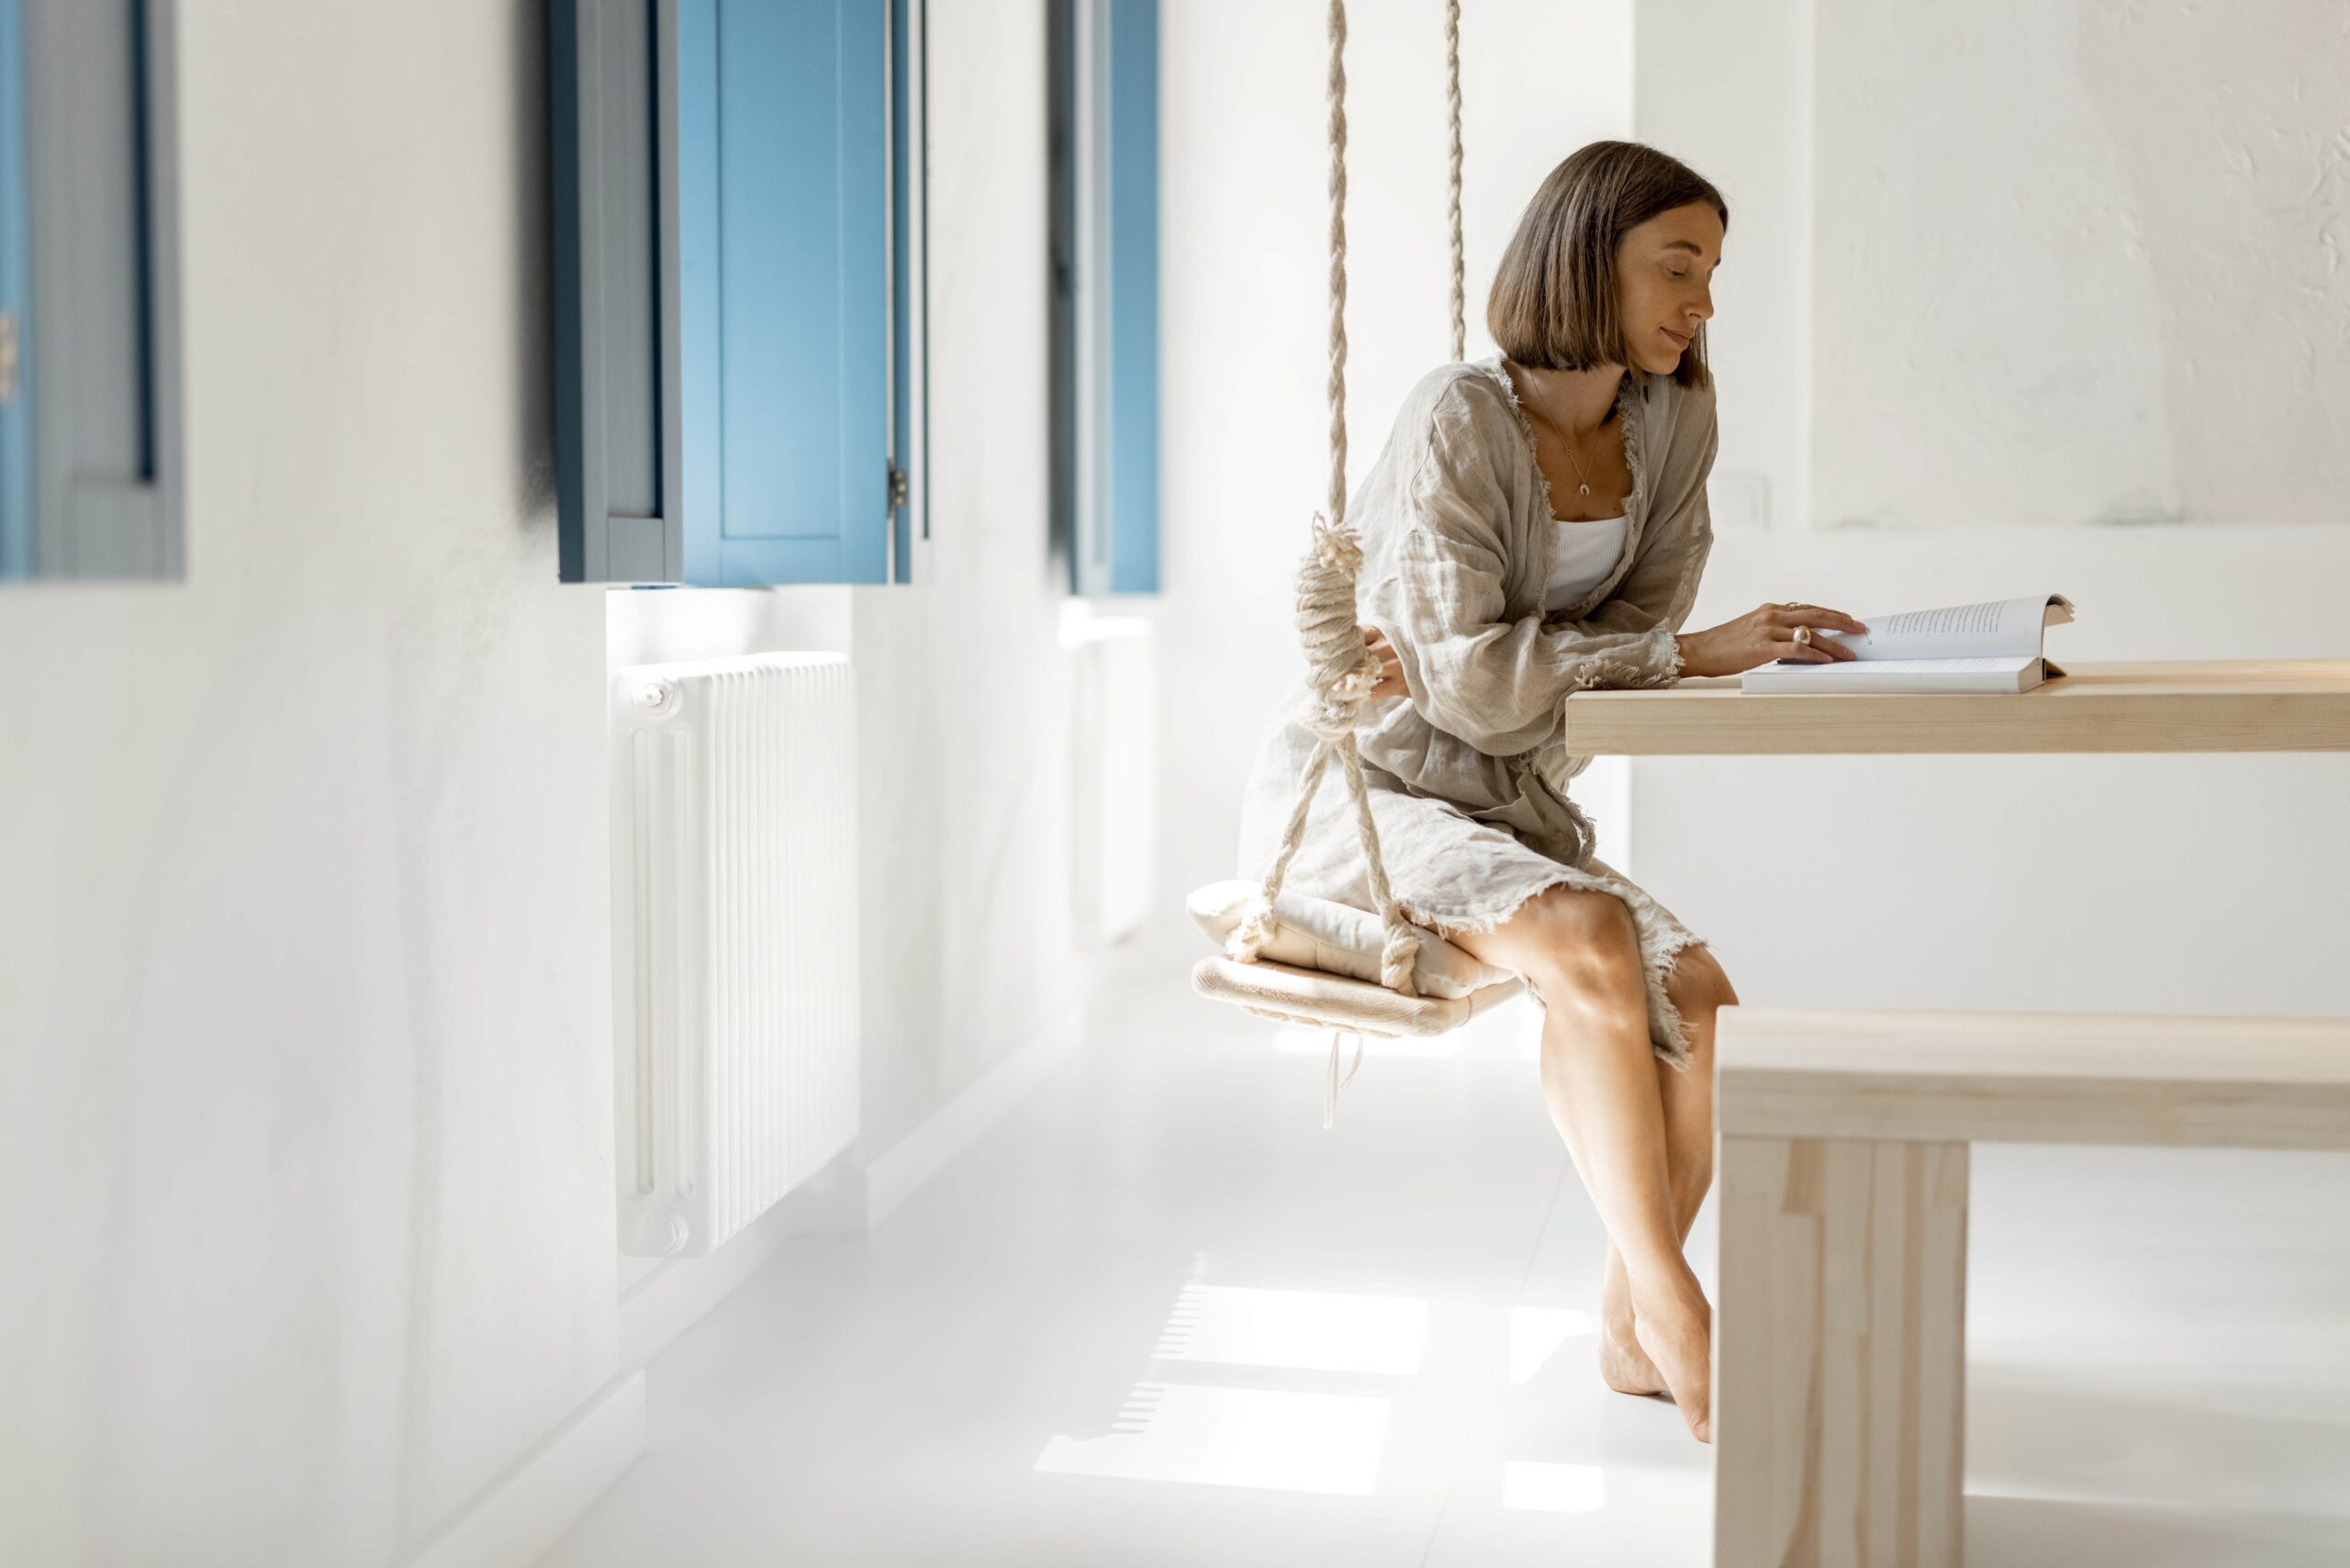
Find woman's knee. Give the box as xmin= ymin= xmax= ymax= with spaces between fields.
xmin=1515 ymin=887 xmax=1645 ymax=1014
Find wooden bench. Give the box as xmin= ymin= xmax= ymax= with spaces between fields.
xmin=1712 ymin=1006 xmax=2350 ymax=1568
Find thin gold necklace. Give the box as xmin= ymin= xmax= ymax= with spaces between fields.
xmin=1536 ymin=404 xmax=1606 ymax=498
xmin=1511 ymin=363 xmax=1617 ymax=505
xmin=1559 ymin=431 xmax=1595 ymax=498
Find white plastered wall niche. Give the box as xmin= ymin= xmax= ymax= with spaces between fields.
xmin=1813 ymin=0 xmax=2350 ymax=530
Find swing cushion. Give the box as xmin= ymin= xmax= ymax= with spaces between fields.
xmin=1186 ymin=879 xmax=1517 ymax=1001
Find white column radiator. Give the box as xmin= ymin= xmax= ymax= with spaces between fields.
xmin=1064 ymin=611 xmax=1158 ymax=946
xmin=610 ymin=653 xmax=860 ymax=1258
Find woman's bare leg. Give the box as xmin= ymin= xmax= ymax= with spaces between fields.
xmin=1597 ymin=946 xmax=1734 ymax=1394
xmin=1449 ymin=887 xmax=1715 ymax=1440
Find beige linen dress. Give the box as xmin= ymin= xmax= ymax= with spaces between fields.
xmin=1235 ymin=357 xmax=1718 ymax=1064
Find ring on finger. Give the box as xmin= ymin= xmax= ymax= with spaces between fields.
xmin=1792 ymin=625 xmax=1814 ymax=647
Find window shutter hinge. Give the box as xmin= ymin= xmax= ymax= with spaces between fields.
xmin=888 ymin=465 xmax=911 ymax=509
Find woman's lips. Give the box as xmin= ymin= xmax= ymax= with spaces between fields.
xmin=1661 ymin=327 xmax=1692 ymax=350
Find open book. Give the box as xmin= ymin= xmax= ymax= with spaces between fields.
xmin=1740 ymin=594 xmax=2076 ymax=693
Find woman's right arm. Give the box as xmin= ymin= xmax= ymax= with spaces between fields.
xmin=1675 ymin=602 xmax=1868 ymax=676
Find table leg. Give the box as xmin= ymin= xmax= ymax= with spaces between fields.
xmin=1715 ymin=1134 xmax=1970 ymax=1568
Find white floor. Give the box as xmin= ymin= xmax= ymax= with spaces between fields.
xmin=539 ymin=930 xmax=2350 ymax=1567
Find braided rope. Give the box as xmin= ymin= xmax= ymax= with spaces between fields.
xmin=1225 ymin=0 xmax=1424 ymax=1024
xmin=1325 ymin=0 xmax=1349 ymax=526
xmin=1445 ymin=0 xmax=1465 ymax=361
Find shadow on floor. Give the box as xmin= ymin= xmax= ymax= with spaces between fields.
xmin=1969 ymin=1366 xmax=2350 ymax=1520
xmin=1965 ymin=1494 xmax=2350 ymax=1568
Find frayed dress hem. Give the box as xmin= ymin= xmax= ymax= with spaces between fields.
xmin=1403 ymin=860 xmax=1703 ymax=1070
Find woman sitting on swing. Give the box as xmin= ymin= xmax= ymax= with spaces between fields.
xmin=1234 ymin=140 xmax=1865 ymax=1442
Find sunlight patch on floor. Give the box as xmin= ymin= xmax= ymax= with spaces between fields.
xmin=1035 ymin=1383 xmax=1393 ymax=1495
xmin=1155 ymin=1282 xmax=1430 ymax=1375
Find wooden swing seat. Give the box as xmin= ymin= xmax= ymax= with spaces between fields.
xmin=1191 ymin=953 xmax=1524 ymax=1038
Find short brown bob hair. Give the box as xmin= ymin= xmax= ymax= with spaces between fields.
xmin=1487 ymin=140 xmax=1728 ymax=389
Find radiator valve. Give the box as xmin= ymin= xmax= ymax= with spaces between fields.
xmin=630 ymin=678 xmax=680 ymax=718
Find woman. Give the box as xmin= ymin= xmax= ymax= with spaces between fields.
xmin=1234 ymin=140 xmax=1865 ymax=1442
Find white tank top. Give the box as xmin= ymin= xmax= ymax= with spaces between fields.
xmin=1543 ymin=515 xmax=1627 ymax=614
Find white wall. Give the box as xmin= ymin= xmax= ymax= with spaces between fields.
xmin=0 ymin=5 xmax=611 ymax=1562
xmin=1633 ymin=0 xmax=2350 ymax=1019
xmin=1157 ymin=0 xmax=1636 ymax=907
xmin=0 ymin=0 xmax=1078 ymax=1561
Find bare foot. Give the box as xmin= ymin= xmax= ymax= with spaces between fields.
xmin=1599 ymin=1323 xmax=1667 ymax=1395
xmin=1597 ymin=1257 xmax=1666 ymax=1395
xmin=1629 ymin=1274 xmax=1713 ymax=1442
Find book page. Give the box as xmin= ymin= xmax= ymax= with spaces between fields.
xmin=1819 ymin=594 xmax=2062 ymax=661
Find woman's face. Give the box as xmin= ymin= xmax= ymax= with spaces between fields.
xmin=1615 ymin=201 xmax=1723 ymax=376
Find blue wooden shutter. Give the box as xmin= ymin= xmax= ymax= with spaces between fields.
xmin=1063 ymin=0 xmax=1155 ymax=599
xmin=0 ymin=0 xmax=28 ymax=577
xmin=1100 ymin=0 xmax=1158 ymax=594
xmin=550 ymin=0 xmax=677 ymax=582
xmin=553 ymin=0 xmax=893 ymax=587
xmin=1 ymin=0 xmax=181 ymax=581
xmin=889 ymin=0 xmax=920 ymax=582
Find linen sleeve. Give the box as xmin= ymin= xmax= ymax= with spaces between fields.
xmin=1368 ymin=389 xmax=1697 ymax=759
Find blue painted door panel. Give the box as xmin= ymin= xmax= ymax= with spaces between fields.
xmin=680 ymin=0 xmax=889 ymax=586
xmin=559 ymin=0 xmax=896 ymax=587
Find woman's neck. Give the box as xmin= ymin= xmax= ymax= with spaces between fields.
xmin=1506 ymin=361 xmax=1627 ymax=437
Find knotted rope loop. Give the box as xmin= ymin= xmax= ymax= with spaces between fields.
xmin=1296 ymin=516 xmax=1382 ymax=742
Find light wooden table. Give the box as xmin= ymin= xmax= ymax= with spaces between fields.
xmin=1560 ymin=659 xmax=2350 ymax=756
xmin=1556 ymin=660 xmax=2350 ymax=1567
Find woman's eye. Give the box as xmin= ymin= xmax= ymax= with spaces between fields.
xmin=1664 ymin=267 xmax=1688 ymax=280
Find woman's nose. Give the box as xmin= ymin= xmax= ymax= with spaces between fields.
xmin=1691 ymin=285 xmax=1714 ymax=322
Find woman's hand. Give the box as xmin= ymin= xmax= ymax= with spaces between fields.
xmin=1363 ymin=627 xmax=1408 ymax=700
xmin=1673 ymin=601 xmax=1869 ymax=678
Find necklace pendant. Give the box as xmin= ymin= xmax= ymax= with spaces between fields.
xmin=1578 ymin=482 xmax=1592 ymax=497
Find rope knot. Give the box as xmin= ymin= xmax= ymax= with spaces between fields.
xmin=1377 ymin=920 xmax=1421 ymax=995
xmin=1226 ymin=893 xmax=1277 ymax=964
xmin=1308 ymin=514 xmax=1363 ymax=577
xmin=1294 ymin=512 xmax=1380 ymax=742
